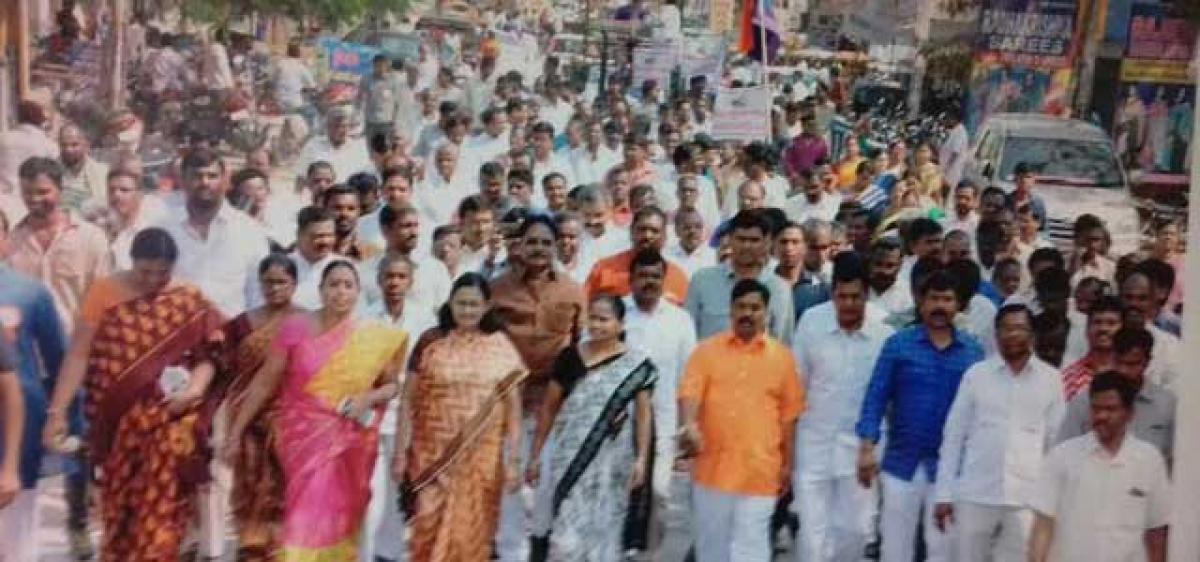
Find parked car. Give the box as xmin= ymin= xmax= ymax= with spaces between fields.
xmin=968 ymin=113 xmax=1141 ymax=255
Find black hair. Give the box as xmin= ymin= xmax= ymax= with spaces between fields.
xmin=432 ymin=224 xmax=460 ymax=242
xmin=321 ymin=183 xmax=359 ymax=207
xmin=910 ymin=257 xmax=944 ymax=294
xmin=1028 ymin=247 xmax=1065 ymax=272
xmin=320 ymin=259 xmax=359 ymax=286
xmin=457 ymin=195 xmax=492 ymax=221
xmin=530 ymin=121 xmax=555 ymax=137
xmin=130 ymin=227 xmax=179 ymax=263
xmin=1073 ymin=213 xmax=1104 ymax=238
xmin=917 ymin=268 xmax=958 ymax=300
xmin=1034 ymin=267 xmax=1071 ymax=298
xmin=479 ymin=161 xmax=506 ymax=181
xmin=380 ymin=165 xmax=412 ymax=185
xmin=297 ymin=206 xmax=335 ymax=231
xmin=258 ymin=252 xmax=298 ymax=280
xmin=731 ymin=278 xmax=771 ymax=305
xmin=347 ymin=172 xmax=380 ymax=198
xmin=1088 ymin=295 xmax=1125 ymax=322
xmin=437 ymin=273 xmax=505 ymax=333
xmin=1134 ymin=259 xmax=1176 ymax=297
xmin=1089 ymin=370 xmax=1138 ymax=410
xmin=831 ymin=251 xmax=869 ymax=290
xmin=980 ymin=186 xmax=1010 ymax=209
xmin=632 ymin=205 xmax=667 ymax=227
xmin=1113 ymin=326 xmax=1154 ymax=358
xmin=230 ymin=167 xmax=267 ymax=189
xmin=672 ymin=143 xmax=702 ymax=167
xmin=945 ymin=259 xmax=981 ymax=307
xmin=590 ymin=294 xmax=627 ymax=324
xmin=370 ymin=132 xmax=392 ymax=155
xmin=542 ymin=172 xmax=567 ymax=188
xmin=729 ymin=209 xmax=772 ymax=238
xmin=629 ymin=248 xmax=667 ymax=275
xmin=742 ymin=141 xmax=777 ymax=167
xmin=906 ymin=218 xmax=944 ymax=245
xmin=18 ymin=157 xmax=64 ymax=188
xmin=516 ymin=213 xmax=559 ymax=239
xmin=379 ymin=204 xmax=418 ymax=229
xmin=181 ymin=147 xmax=224 ymax=174
xmin=994 ymin=303 xmax=1033 ymax=330
xmin=508 ymin=168 xmax=535 ymax=186
xmin=306 ymin=160 xmax=334 ymax=178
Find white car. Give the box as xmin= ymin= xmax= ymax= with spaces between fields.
xmin=968 ymin=113 xmax=1140 ymax=256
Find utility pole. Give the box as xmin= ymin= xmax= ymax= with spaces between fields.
xmin=109 ymin=0 xmax=126 ymax=110
xmin=17 ymin=0 xmax=31 ymax=100
xmin=1072 ymin=0 xmax=1101 ymax=117
xmin=906 ymin=0 xmax=932 ymax=119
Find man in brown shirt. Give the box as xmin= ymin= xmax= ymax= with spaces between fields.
xmin=489 ymin=213 xmax=586 ymax=560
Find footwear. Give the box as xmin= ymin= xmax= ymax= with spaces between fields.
xmin=68 ymin=528 xmax=95 ymax=560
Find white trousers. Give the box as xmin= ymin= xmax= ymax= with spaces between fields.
xmin=880 ymin=470 xmax=949 ymax=562
xmin=0 ymin=487 xmax=39 ymax=562
xmin=794 ymin=474 xmax=874 ymax=562
xmin=691 ymin=483 xmax=775 ymax=562
xmin=362 ymin=432 xmax=408 ymax=561
xmin=953 ymin=502 xmax=1031 ymax=562
xmin=495 ymin=416 xmax=537 ymax=562
xmin=196 ymin=403 xmax=231 ymax=557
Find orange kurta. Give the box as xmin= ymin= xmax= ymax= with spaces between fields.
xmin=583 ymin=249 xmax=690 ymax=305
xmin=678 ymin=331 xmax=806 ymax=496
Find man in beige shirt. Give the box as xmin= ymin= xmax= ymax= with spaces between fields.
xmin=58 ymin=123 xmax=110 ymax=214
xmin=6 ymin=157 xmax=111 ymax=333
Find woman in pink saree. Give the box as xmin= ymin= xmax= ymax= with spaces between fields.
xmin=226 ymin=260 xmax=409 ymax=561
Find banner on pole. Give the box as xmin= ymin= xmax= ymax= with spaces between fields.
xmin=712 ymin=86 xmax=772 ymax=142
xmin=633 ymin=40 xmax=680 ymax=88
xmin=682 ymin=33 xmax=727 ymax=90
xmin=317 ymin=37 xmax=382 ymax=76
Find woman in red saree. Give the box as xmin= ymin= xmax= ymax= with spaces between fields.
xmin=227 ymin=259 xmax=408 ymax=561
xmin=394 ymin=272 xmax=528 ymax=562
xmin=212 ymin=253 xmax=299 ymax=561
xmin=43 ymin=228 xmax=225 ymax=561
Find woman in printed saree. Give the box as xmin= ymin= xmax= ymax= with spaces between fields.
xmin=394 ymin=272 xmax=528 ymax=562
xmin=527 ymin=295 xmax=657 ymax=561
xmin=42 ymin=228 xmax=225 ymax=561
xmin=225 ymin=259 xmax=408 ymax=562
xmin=213 ymin=253 xmax=298 ymax=561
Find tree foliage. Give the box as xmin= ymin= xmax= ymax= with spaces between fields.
xmin=180 ymin=0 xmax=411 ymax=28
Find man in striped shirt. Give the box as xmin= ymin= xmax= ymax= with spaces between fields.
xmin=1060 ymin=296 xmax=1124 ymax=400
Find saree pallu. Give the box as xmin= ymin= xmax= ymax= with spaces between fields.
xmin=220 ymin=313 xmax=287 ymax=561
xmin=274 ymin=318 xmax=408 ymax=562
xmin=83 ymin=285 xmax=223 ymax=561
xmin=405 ymin=330 xmax=528 ymax=562
xmin=534 ymin=349 xmax=657 ymax=562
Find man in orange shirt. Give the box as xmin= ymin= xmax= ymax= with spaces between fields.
xmin=678 ymin=278 xmax=806 ymax=562
xmin=584 ymin=206 xmax=690 ymax=305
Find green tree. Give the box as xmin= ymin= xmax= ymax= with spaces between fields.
xmin=182 ymin=0 xmax=411 ymax=28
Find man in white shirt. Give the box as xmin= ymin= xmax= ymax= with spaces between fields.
xmin=457 ymin=196 xmax=499 ymax=275
xmin=934 ymin=304 xmax=1065 ymax=562
xmin=1120 ymin=269 xmax=1181 ymax=392
xmin=0 ymin=101 xmax=58 ymax=213
xmin=363 ymin=205 xmax=453 ymax=318
xmin=273 ymin=42 xmax=316 ymax=114
xmin=57 ymin=124 xmax=109 ymax=213
xmin=199 ymin=32 xmax=235 ymax=96
xmin=417 ymin=143 xmax=476 ymax=227
xmin=571 ymin=119 xmax=622 ymax=186
xmin=294 ymin=108 xmax=375 ymax=182
xmin=1028 ymin=371 xmax=1170 ymax=562
xmin=529 ymin=121 xmax=575 ymax=204
xmin=467 ymin=106 xmax=511 ymax=165
xmin=288 ymin=206 xmax=339 ymax=310
xmin=156 ymin=149 xmax=268 ymax=561
xmin=158 ymin=148 xmax=269 ymax=317
xmin=866 ymin=238 xmax=913 ymax=327
xmin=362 ymin=253 xmax=437 ymax=562
xmin=665 ymin=208 xmax=717 ymax=278
xmin=623 ymin=249 xmax=698 ymax=560
xmin=105 ymin=168 xmax=168 ymax=270
xmin=938 ymin=110 xmax=970 ymax=190
xmin=576 ymin=184 xmax=630 ymax=265
xmin=554 ymin=212 xmax=590 ymax=283
xmin=791 ymin=253 xmax=892 ymax=562
xmin=784 ymin=162 xmax=841 ymax=224
xmin=940 ymin=181 xmax=980 ymax=241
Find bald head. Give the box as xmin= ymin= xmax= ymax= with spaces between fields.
xmin=59 ymin=124 xmax=90 ymax=168
xmin=737 ymin=180 xmax=766 ymax=211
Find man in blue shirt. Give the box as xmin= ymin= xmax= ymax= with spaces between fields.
xmin=855 ymin=268 xmax=985 ymax=562
xmin=0 ymin=264 xmax=68 ymax=561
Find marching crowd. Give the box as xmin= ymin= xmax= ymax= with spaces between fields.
xmin=0 ymin=9 xmax=1188 ymax=562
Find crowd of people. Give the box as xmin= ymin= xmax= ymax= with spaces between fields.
xmin=0 ymin=6 xmax=1189 ymax=562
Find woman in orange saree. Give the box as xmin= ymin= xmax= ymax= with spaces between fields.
xmin=227 ymin=260 xmax=408 ymax=561
xmin=42 ymin=228 xmax=225 ymax=561
xmin=213 ymin=253 xmax=299 ymax=561
xmin=395 ymin=272 xmax=528 ymax=562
